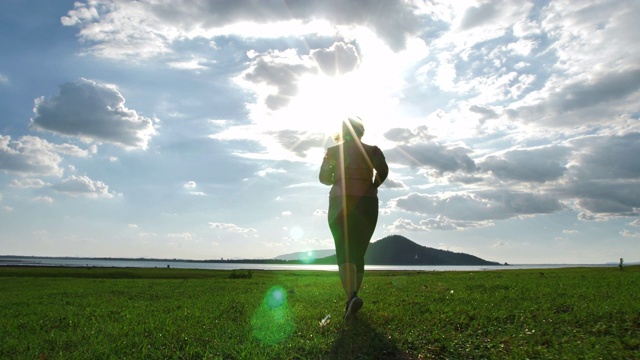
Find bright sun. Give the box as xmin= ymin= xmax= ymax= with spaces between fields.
xmin=234 ymin=31 xmax=424 ymax=160
xmin=277 ymin=68 xmax=399 ymax=144
xmin=281 ymin=74 xmax=359 ymax=135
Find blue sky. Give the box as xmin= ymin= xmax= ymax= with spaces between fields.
xmin=1 ymin=0 xmax=639 ymax=264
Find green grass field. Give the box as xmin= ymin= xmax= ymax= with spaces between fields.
xmin=1 ymin=266 xmax=638 ymax=359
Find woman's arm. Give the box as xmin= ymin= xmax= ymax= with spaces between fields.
xmin=372 ymin=146 xmax=388 ymax=188
xmin=319 ymin=149 xmax=336 ymax=185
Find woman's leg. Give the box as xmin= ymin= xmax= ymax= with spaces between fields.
xmin=338 ymin=263 xmax=358 ymax=299
xmin=328 ymin=196 xmax=355 ymax=299
xmin=330 ymin=196 xmax=378 ymax=319
xmin=351 ymin=197 xmax=378 ymax=294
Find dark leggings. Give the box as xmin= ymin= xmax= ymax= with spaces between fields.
xmin=328 ymin=196 xmax=379 ymax=273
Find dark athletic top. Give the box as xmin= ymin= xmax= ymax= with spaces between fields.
xmin=319 ymin=139 xmax=388 ymax=197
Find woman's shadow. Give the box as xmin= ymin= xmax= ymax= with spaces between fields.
xmin=328 ymin=316 xmax=404 ymax=359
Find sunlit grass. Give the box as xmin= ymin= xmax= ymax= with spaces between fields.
xmin=1 ymin=266 xmax=638 ymax=359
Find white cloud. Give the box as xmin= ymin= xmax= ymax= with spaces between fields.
xmin=404 ymin=0 xmax=640 ymax=142
xmin=0 ymin=72 xmax=9 ymax=85
xmin=387 ymin=216 xmax=488 ymax=232
xmin=620 ymin=229 xmax=640 ymax=238
xmin=385 ymin=141 xmax=477 ymax=175
xmin=440 ymin=1 xmax=534 ymax=50
xmin=9 ymin=178 xmax=48 ymax=189
xmin=554 ymin=133 xmax=640 ymax=218
xmin=60 ymin=0 xmax=428 ymax=60
xmin=390 ymin=190 xmax=563 ymax=222
xmin=387 ymin=218 xmax=426 ymax=232
xmin=492 ymin=240 xmax=514 ymax=248
xmin=32 ymin=196 xmax=54 ymax=203
xmin=506 ymin=39 xmax=538 ymax=57
xmin=541 ymin=0 xmax=640 ymax=74
xmin=61 ymin=1 xmax=173 ymax=59
xmin=167 ymin=57 xmax=213 ymax=71
xmin=256 ymin=168 xmax=286 ymax=177
xmin=208 ymin=222 xmax=257 ymax=234
xmin=265 ymin=130 xmax=326 ymax=158
xmin=383 ymin=126 xmax=434 ymax=144
xmin=479 ymin=146 xmax=569 ymax=183
xmin=509 ymin=69 xmax=640 ymax=128
xmin=564 ymin=180 xmax=640 ymax=217
xmin=311 ymin=42 xmax=361 ymax=76
xmin=60 ymin=2 xmax=99 ymax=26
xmin=240 ymin=49 xmax=316 ymax=111
xmin=569 ymin=133 xmax=640 ymax=181
xmin=51 ymin=175 xmax=118 ymax=198
xmin=383 ymin=178 xmax=408 ymax=189
xmin=183 ymin=181 xmax=205 ymax=196
xmin=0 ymin=134 xmax=84 ymax=177
xmin=31 ymin=78 xmax=158 ymax=150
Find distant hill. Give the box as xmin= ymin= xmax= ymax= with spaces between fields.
xmin=306 ymin=235 xmax=501 ymax=266
xmin=273 ymin=249 xmax=335 ymax=261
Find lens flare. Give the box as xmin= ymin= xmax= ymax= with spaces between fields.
xmin=251 ymin=286 xmax=294 ymax=345
xmin=299 ymin=250 xmax=316 ymax=264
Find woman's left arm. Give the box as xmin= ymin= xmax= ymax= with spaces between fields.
xmin=372 ymin=147 xmax=388 ymax=188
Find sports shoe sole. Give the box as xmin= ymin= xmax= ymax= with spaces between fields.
xmin=344 ymin=296 xmax=363 ymax=321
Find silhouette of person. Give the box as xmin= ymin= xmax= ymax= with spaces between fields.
xmin=319 ymin=117 xmax=388 ymax=321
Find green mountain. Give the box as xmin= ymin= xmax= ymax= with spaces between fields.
xmin=311 ymin=235 xmax=501 ymax=266
xmin=273 ymin=249 xmax=335 ymax=261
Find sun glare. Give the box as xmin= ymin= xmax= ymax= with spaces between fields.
xmin=278 ymin=69 xmax=399 ymax=144
xmin=280 ymin=75 xmax=356 ymax=135
xmin=239 ymin=29 xmax=425 ymax=159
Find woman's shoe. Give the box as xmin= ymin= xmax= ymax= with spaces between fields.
xmin=344 ymin=296 xmax=363 ymax=321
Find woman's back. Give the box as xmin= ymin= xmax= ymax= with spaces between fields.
xmin=321 ymin=140 xmax=388 ymax=198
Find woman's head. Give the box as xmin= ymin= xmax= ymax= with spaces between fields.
xmin=335 ymin=117 xmax=365 ymax=143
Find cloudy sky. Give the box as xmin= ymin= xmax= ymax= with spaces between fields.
xmin=1 ymin=0 xmax=639 ymax=264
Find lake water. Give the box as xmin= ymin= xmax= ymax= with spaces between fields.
xmin=0 ymin=256 xmax=616 ymax=271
